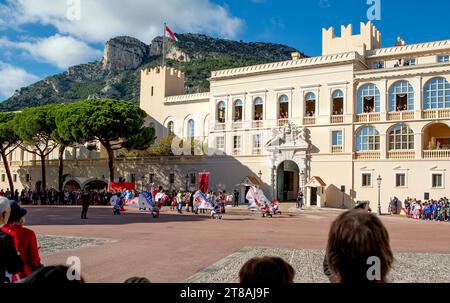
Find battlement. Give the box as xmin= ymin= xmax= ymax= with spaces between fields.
xmin=141 ymin=66 xmax=184 ymax=78
xmin=322 ymin=22 xmax=382 ymax=56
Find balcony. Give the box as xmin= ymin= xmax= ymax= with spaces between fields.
xmin=422 ymin=109 xmax=450 ymax=119
xmin=303 ymin=117 xmax=316 ymax=125
xmin=356 ymin=113 xmax=381 ymax=123
xmin=387 ymin=150 xmax=415 ymax=159
xmin=355 ymin=151 xmax=380 ymax=160
xmin=252 ymin=148 xmax=262 ymax=155
xmin=331 ymin=145 xmax=343 ymax=153
xmin=232 ymin=148 xmax=241 ymax=156
xmin=214 ymin=123 xmax=226 ymax=131
xmin=330 ymin=115 xmax=344 ymax=124
xmin=252 ymin=120 xmax=264 ymax=128
xmin=278 ymin=119 xmax=289 ymax=127
xmin=423 ymin=149 xmax=450 ymax=159
xmin=387 ymin=111 xmax=414 ymax=121
xmin=232 ymin=121 xmax=243 ymax=129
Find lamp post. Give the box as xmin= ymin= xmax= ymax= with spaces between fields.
xmin=271 ymin=165 xmax=276 ymax=201
xmin=258 ymin=170 xmax=262 ymax=182
xmin=300 ymin=170 xmax=305 ymax=194
xmin=377 ymin=175 xmax=382 ymax=216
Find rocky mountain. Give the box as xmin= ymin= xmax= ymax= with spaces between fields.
xmin=0 ymin=34 xmax=304 ymax=112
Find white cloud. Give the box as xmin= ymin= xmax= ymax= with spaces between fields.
xmin=0 ymin=61 xmax=39 ymax=99
xmin=0 ymin=0 xmax=244 ymax=43
xmin=0 ymin=34 xmax=102 ymax=68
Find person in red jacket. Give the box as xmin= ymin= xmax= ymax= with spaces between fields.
xmin=1 ymin=201 xmax=42 ymax=279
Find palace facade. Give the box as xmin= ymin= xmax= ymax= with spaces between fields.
xmin=2 ymin=22 xmax=450 ymax=211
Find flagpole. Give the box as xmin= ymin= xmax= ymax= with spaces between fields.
xmin=162 ymin=22 xmax=166 ymax=67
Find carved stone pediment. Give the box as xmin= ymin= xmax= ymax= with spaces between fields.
xmin=265 ymin=121 xmax=309 ymax=151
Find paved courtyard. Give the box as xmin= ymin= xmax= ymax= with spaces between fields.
xmin=25 ymin=205 xmax=450 ymax=283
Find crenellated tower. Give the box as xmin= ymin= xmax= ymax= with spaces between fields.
xmin=322 ymin=21 xmax=382 ymax=56
xmin=139 ymin=66 xmax=185 ymax=120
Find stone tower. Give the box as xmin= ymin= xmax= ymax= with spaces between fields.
xmin=322 ymin=21 xmax=382 ymax=56
xmin=139 ymin=66 xmax=185 ymax=124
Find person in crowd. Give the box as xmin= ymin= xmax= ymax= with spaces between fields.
xmin=189 ymin=191 xmax=195 ymax=212
xmin=0 ymin=197 xmax=23 ymax=283
xmin=354 ymin=200 xmax=371 ymax=212
xmin=239 ymin=256 xmax=295 ymax=284
xmin=1 ymin=201 xmax=42 ymax=280
xmin=21 ymin=265 xmax=84 ymax=284
xmin=13 ymin=190 xmax=19 ymax=202
xmin=326 ymin=209 xmax=394 ymax=283
xmin=296 ymin=191 xmax=304 ymax=209
xmin=124 ymin=277 xmax=151 ymax=283
xmin=176 ymin=193 xmax=183 ymax=214
xmin=402 ymin=197 xmax=449 ymax=222
xmin=233 ymin=189 xmax=239 ymax=207
xmin=81 ymin=191 xmax=91 ymax=219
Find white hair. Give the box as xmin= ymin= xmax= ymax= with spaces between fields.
xmin=0 ymin=197 xmax=11 ymax=226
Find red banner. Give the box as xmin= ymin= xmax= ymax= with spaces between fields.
xmin=198 ymin=173 xmax=209 ymax=193
xmin=109 ymin=182 xmax=136 ymax=191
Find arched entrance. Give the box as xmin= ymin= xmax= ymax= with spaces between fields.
xmin=423 ymin=122 xmax=450 ymax=150
xmin=64 ymin=180 xmax=81 ymax=192
xmin=83 ymin=180 xmax=107 ymax=191
xmin=276 ymin=160 xmax=299 ymax=201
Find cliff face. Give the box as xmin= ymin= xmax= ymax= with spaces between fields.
xmin=0 ymin=34 xmax=303 ymax=112
xmin=102 ymin=36 xmax=150 ymax=71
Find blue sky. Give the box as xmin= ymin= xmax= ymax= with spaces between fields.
xmin=1 ymin=0 xmax=450 ymax=101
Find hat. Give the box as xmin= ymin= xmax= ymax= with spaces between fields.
xmin=8 ymin=201 xmax=27 ymax=222
xmin=355 ymin=201 xmax=370 ymax=208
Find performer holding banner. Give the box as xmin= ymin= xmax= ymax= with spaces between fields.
xmin=246 ymin=187 xmax=274 ymax=218
xmin=193 ymin=190 xmax=222 ymax=219
xmin=198 ymin=173 xmax=209 ymax=193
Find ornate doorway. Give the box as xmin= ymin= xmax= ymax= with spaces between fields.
xmin=277 ymin=161 xmax=299 ymax=201
xmin=265 ymin=122 xmax=309 ymax=201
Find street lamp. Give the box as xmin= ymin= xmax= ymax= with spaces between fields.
xmin=377 ymin=175 xmax=382 ymax=215
xmin=300 ymin=170 xmax=305 ymax=193
xmin=258 ymin=170 xmax=263 ymax=181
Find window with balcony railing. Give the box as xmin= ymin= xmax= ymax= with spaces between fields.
xmin=355 ymin=127 xmax=380 ymax=159
xmin=331 ymin=90 xmax=344 ymax=123
xmin=389 ymin=80 xmax=414 ymax=114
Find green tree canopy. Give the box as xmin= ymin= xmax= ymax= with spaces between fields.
xmin=13 ymin=104 xmax=59 ymax=190
xmin=56 ymin=99 xmax=155 ymax=182
xmin=0 ymin=112 xmax=21 ymax=193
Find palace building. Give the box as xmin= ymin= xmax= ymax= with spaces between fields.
xmin=2 ymin=22 xmax=450 ymax=211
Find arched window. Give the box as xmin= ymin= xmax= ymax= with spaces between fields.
xmin=279 ymin=95 xmax=289 ymax=119
xmin=357 ymin=84 xmax=380 ymax=114
xmin=389 ymin=124 xmax=414 ymax=150
xmin=424 ymin=77 xmax=450 ymax=110
xmin=332 ymin=90 xmax=344 ymax=115
xmin=167 ymin=121 xmax=174 ymax=136
xmin=389 ymin=80 xmax=414 ymax=112
xmin=356 ymin=127 xmax=380 ymax=151
xmin=234 ymin=99 xmax=243 ymax=122
xmin=254 ymin=97 xmax=263 ymax=120
xmin=305 ymin=92 xmax=316 ymax=117
xmin=217 ymin=101 xmax=226 ymax=123
xmin=187 ymin=119 xmax=195 ymax=138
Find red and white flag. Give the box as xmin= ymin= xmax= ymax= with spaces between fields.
xmin=165 ymin=24 xmax=178 ymax=42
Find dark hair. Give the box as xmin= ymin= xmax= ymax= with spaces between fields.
xmin=124 ymin=277 xmax=151 ymax=283
xmin=326 ymin=209 xmax=394 ymax=283
xmin=21 ymin=265 xmax=85 ymax=284
xmin=239 ymin=256 xmax=295 ymax=284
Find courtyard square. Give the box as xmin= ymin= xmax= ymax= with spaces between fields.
xmin=25 ymin=206 xmax=450 ymax=283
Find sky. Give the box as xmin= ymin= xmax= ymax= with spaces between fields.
xmin=1 ymin=0 xmax=450 ymax=100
